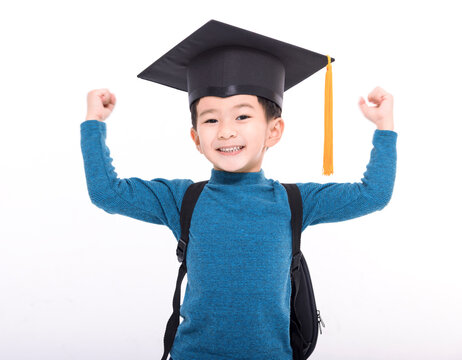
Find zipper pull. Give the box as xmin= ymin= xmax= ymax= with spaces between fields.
xmin=317 ymin=310 xmax=325 ymax=334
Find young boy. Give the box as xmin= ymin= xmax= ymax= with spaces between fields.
xmin=81 ymin=20 xmax=396 ymax=360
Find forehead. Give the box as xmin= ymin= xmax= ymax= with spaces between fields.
xmin=197 ymin=94 xmax=259 ymax=114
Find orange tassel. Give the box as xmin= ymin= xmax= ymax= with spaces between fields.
xmin=323 ymin=55 xmax=333 ymax=176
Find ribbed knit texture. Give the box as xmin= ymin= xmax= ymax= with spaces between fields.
xmin=80 ymin=119 xmax=397 ymax=360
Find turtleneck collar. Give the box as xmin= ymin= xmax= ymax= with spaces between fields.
xmin=209 ymin=168 xmax=267 ymax=185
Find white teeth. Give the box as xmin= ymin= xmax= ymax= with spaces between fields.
xmin=219 ymin=146 xmax=243 ymax=152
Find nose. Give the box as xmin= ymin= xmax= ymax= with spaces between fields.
xmin=218 ymin=121 xmax=237 ymax=139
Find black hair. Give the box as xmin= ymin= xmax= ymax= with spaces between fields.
xmin=190 ymin=95 xmax=282 ymax=131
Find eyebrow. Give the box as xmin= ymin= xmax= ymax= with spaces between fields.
xmin=198 ymin=103 xmax=255 ymax=118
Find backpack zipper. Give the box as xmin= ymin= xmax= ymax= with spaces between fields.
xmin=317 ymin=310 xmax=325 ymax=334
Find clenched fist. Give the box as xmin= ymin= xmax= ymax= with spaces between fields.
xmin=86 ymin=88 xmax=116 ymax=122
xmin=358 ymin=86 xmax=394 ymax=131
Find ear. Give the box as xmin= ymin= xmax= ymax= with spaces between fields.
xmin=190 ymin=127 xmax=203 ymax=154
xmin=265 ymin=117 xmax=285 ymax=149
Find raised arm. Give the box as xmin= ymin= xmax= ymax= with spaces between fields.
xmin=81 ymin=90 xmax=193 ymax=239
xmin=297 ymin=86 xmax=397 ymax=231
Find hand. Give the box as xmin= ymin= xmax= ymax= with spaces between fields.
xmin=358 ymin=86 xmax=394 ymax=131
xmin=85 ymin=88 xmax=116 ymax=122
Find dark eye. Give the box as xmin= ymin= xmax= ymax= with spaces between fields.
xmin=204 ymin=115 xmax=249 ymax=123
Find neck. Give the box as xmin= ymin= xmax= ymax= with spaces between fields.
xmin=208 ymin=168 xmax=266 ymax=185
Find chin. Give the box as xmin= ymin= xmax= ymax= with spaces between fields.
xmin=207 ymin=152 xmax=260 ymax=173
xmin=212 ymin=161 xmax=243 ymax=172
xmin=214 ymin=165 xmax=240 ymax=172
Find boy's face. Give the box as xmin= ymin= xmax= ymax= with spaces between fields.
xmin=190 ymin=94 xmax=284 ymax=173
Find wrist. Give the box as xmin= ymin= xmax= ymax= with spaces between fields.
xmin=377 ymin=118 xmax=394 ymax=131
xmin=85 ymin=115 xmax=104 ymax=122
xmin=377 ymin=125 xmax=394 ymax=131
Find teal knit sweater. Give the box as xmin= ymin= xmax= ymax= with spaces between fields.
xmin=80 ymin=119 xmax=397 ymax=360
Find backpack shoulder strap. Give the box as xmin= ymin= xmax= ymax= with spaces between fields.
xmin=281 ymin=183 xmax=303 ymax=268
xmin=176 ymin=180 xmax=209 ymax=264
xmin=161 ymin=180 xmax=208 ymax=360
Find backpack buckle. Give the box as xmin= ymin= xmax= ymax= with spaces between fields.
xmin=176 ymin=238 xmax=187 ymax=263
xmin=291 ymin=252 xmax=302 ymax=273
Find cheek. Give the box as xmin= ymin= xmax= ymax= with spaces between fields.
xmin=198 ymin=130 xmax=214 ymax=149
xmin=251 ymin=126 xmax=268 ymax=144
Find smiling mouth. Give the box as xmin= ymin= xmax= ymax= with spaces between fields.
xmin=216 ymin=145 xmax=245 ymax=154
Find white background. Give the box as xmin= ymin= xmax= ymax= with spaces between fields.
xmin=1 ymin=1 xmax=461 ymax=359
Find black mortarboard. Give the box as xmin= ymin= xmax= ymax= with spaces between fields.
xmin=137 ymin=19 xmax=335 ymax=175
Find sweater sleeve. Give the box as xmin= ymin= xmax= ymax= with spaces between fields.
xmin=296 ymin=129 xmax=397 ymax=231
xmin=80 ymin=120 xmax=193 ymax=240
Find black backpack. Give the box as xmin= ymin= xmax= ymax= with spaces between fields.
xmin=160 ymin=181 xmax=325 ymax=360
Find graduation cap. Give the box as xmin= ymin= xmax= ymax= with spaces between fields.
xmin=137 ymin=19 xmax=335 ymax=175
